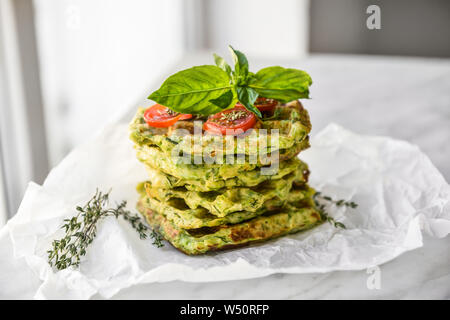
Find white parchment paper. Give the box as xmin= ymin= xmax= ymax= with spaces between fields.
xmin=3 ymin=123 xmax=450 ymax=299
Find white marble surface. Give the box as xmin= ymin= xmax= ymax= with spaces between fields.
xmin=108 ymin=235 xmax=450 ymax=299
xmin=1 ymin=54 xmax=449 ymax=299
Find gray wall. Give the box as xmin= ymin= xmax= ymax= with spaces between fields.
xmin=310 ymin=0 xmax=450 ymax=57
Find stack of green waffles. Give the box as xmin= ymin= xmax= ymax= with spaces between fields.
xmin=129 ymin=100 xmax=323 ymax=255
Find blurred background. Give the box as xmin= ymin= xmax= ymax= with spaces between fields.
xmin=0 ymin=0 xmax=449 ymax=226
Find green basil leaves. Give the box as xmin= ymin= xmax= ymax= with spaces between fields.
xmin=213 ymin=53 xmax=232 ymax=76
xmin=249 ymin=66 xmax=312 ymax=103
xmin=148 ymin=45 xmax=312 ymax=116
xmin=236 ymin=87 xmax=260 ymax=117
xmin=228 ymin=45 xmax=249 ymax=85
xmin=148 ymin=65 xmax=234 ymax=115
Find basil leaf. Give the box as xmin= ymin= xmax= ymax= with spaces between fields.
xmin=148 ymin=65 xmax=234 ymax=115
xmin=228 ymin=45 xmax=249 ymax=84
xmin=209 ymin=90 xmax=237 ymax=109
xmin=147 ymin=47 xmax=314 ymax=118
xmin=249 ymin=66 xmax=312 ymax=103
xmin=213 ymin=53 xmax=232 ymax=77
xmin=236 ymin=87 xmax=261 ymax=118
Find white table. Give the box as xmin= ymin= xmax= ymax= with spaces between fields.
xmin=1 ymin=54 xmax=449 ymax=299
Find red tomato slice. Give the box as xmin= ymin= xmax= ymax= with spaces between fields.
xmin=236 ymin=97 xmax=278 ymax=112
xmin=203 ymin=106 xmax=257 ymax=135
xmin=178 ymin=113 xmax=193 ymax=120
xmin=143 ymin=104 xmax=192 ymax=128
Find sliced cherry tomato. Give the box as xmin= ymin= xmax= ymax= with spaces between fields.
xmin=178 ymin=113 xmax=193 ymax=120
xmin=143 ymin=104 xmax=192 ymax=128
xmin=203 ymin=106 xmax=257 ymax=135
xmin=236 ymin=97 xmax=278 ymax=112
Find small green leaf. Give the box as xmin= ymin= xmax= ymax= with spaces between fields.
xmin=148 ymin=65 xmax=233 ymax=115
xmin=209 ymin=89 xmax=237 ymax=109
xmin=213 ymin=53 xmax=232 ymax=77
xmin=236 ymin=87 xmax=261 ymax=117
xmin=228 ymin=45 xmax=249 ymax=84
xmin=335 ymin=222 xmax=347 ymax=229
xmin=249 ymin=66 xmax=312 ymax=102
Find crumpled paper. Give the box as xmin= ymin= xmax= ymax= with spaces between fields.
xmin=3 ymin=123 xmax=450 ymax=299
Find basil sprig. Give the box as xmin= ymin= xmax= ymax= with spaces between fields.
xmin=148 ymin=45 xmax=312 ymax=117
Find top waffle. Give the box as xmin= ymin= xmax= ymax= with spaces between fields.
xmin=129 ymin=100 xmax=311 ymax=162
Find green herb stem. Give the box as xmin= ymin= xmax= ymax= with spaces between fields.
xmin=48 ymin=190 xmax=163 ymax=271
xmin=313 ymin=192 xmax=358 ymax=229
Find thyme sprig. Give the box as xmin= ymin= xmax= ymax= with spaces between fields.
xmin=313 ymin=191 xmax=358 ymax=229
xmin=47 ymin=190 xmax=163 ymax=270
